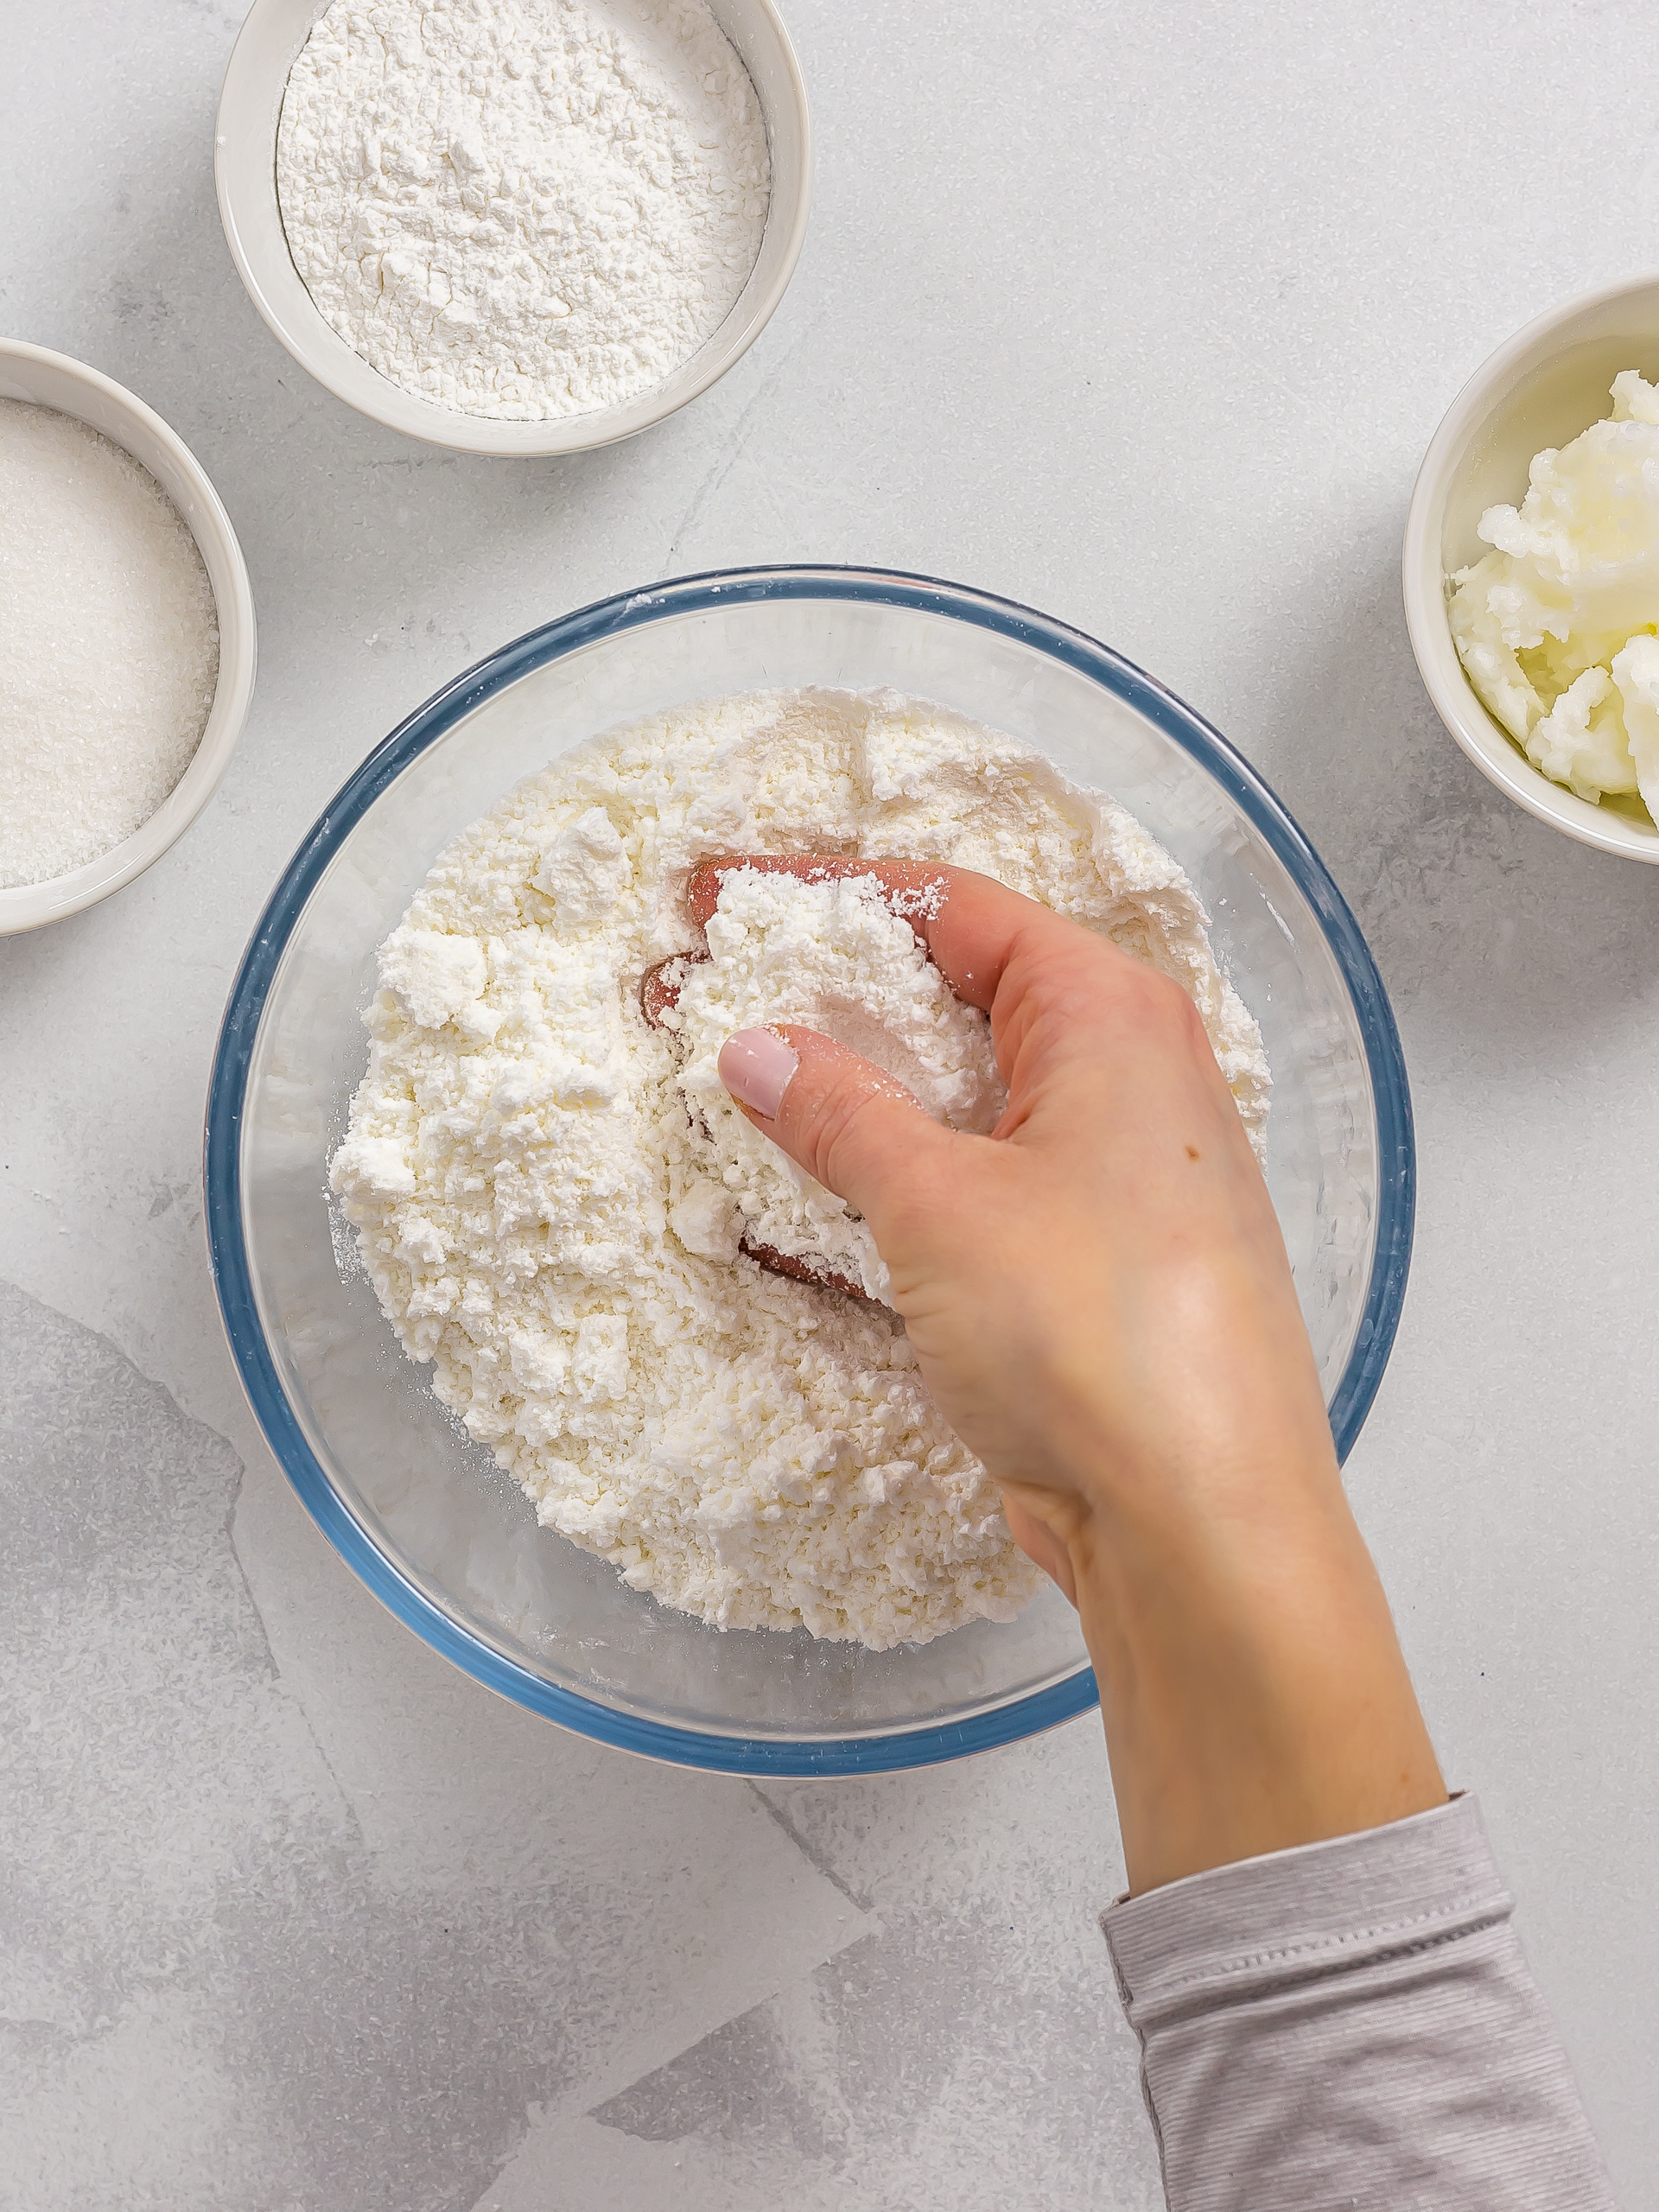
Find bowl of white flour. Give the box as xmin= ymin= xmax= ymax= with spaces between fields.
xmin=0 ymin=340 xmax=256 ymax=935
xmin=207 ymin=569 xmax=1414 ymax=1774
xmin=215 ymin=0 xmax=810 ymax=454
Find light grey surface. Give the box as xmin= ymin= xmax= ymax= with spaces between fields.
xmin=1 ymin=0 xmax=1656 ymax=2204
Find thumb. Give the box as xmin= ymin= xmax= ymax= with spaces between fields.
xmin=717 ymin=1025 xmax=958 ymax=1220
xmin=999 ymin=1484 xmax=1081 ymax=1607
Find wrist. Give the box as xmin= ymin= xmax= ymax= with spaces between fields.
xmin=1059 ymin=1472 xmax=1446 ymax=1893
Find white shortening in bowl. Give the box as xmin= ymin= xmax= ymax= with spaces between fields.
xmin=0 ymin=340 xmax=257 ymax=938
xmin=1402 ymin=270 xmax=1659 ymax=866
xmin=215 ymin=0 xmax=813 ymax=457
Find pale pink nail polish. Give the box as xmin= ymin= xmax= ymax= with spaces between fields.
xmin=720 ymin=1028 xmax=798 ymax=1119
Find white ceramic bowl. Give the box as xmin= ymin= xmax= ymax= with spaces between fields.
xmin=214 ymin=0 xmax=813 ymax=457
xmin=1402 ymin=272 xmax=1659 ymax=864
xmin=0 ymin=340 xmax=257 ymax=938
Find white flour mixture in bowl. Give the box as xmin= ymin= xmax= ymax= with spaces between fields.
xmin=330 ymin=688 xmax=1270 ymax=1648
xmin=660 ymin=863 xmax=1007 ymax=1304
xmin=276 ymin=0 xmax=771 ymax=422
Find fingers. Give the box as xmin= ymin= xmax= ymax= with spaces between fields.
xmin=696 ymin=854 xmax=1250 ymax=1187
xmin=718 ymin=1023 xmax=957 ymax=1217
xmin=688 ymin=853 xmax=1061 ymax=1013
xmin=688 ymin=853 xmax=948 ymax=933
xmin=717 ymin=1027 xmax=798 ymax=1118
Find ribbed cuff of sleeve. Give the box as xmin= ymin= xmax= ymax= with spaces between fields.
xmin=1104 ymin=1795 xmax=1506 ymax=2024
xmin=1101 ymin=1796 xmax=1616 ymax=2212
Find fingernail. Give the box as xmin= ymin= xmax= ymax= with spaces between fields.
xmin=720 ymin=1028 xmax=798 ymax=1119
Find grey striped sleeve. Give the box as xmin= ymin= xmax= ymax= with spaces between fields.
xmin=1102 ymin=1796 xmax=1615 ymax=2211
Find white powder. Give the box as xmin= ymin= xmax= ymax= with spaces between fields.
xmin=331 ymin=687 xmax=1270 ymax=1648
xmin=663 ymin=868 xmax=1007 ymax=1303
xmin=0 ymin=401 xmax=219 ymax=892
xmin=276 ymin=0 xmax=771 ymax=422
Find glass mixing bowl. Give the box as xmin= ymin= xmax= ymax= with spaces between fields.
xmin=206 ymin=569 xmax=1414 ymax=1776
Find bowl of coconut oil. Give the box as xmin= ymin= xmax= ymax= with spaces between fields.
xmin=1403 ymin=270 xmax=1659 ymax=865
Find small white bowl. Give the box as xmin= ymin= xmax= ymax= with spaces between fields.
xmin=0 ymin=341 xmax=257 ymax=937
xmin=1402 ymin=272 xmax=1659 ymax=864
xmin=214 ymin=0 xmax=813 ymax=457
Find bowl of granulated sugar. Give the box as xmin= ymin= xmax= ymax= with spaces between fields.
xmin=214 ymin=0 xmax=811 ymax=456
xmin=0 ymin=341 xmax=256 ymax=936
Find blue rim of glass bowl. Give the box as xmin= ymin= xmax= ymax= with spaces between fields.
xmin=206 ymin=565 xmax=1414 ymax=1778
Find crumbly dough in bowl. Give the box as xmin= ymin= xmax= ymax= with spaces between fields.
xmin=330 ymin=687 xmax=1269 ymax=1649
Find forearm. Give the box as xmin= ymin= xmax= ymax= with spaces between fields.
xmin=1058 ymin=1441 xmax=1445 ymax=1894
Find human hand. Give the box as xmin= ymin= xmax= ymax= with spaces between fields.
xmin=696 ymin=854 xmax=1445 ymax=1890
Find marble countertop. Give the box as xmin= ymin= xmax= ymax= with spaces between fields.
xmin=3 ymin=2 xmax=1656 ymax=2204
